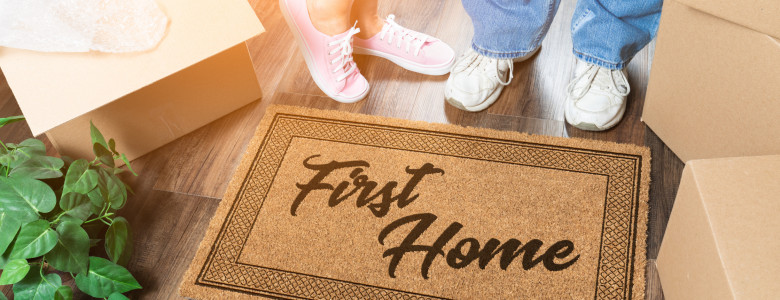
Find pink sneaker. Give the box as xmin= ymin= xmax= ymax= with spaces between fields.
xmin=353 ymin=15 xmax=455 ymax=76
xmin=280 ymin=0 xmax=369 ymax=103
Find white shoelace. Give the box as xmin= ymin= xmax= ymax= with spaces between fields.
xmin=327 ymin=22 xmax=360 ymax=82
xmin=378 ymin=14 xmax=429 ymax=57
xmin=456 ymin=51 xmax=514 ymax=86
xmin=566 ymin=64 xmax=630 ymax=101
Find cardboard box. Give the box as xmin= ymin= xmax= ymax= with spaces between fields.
xmin=656 ymin=155 xmax=780 ymax=300
xmin=0 ymin=0 xmax=264 ymax=162
xmin=643 ymin=0 xmax=780 ymax=162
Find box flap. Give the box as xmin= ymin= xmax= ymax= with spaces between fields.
xmin=675 ymin=0 xmax=780 ymax=39
xmin=689 ymin=155 xmax=780 ymax=299
xmin=0 ymin=0 xmax=264 ymax=136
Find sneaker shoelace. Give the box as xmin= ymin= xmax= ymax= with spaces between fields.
xmin=328 ymin=22 xmax=360 ymax=82
xmin=456 ymin=50 xmax=514 ymax=86
xmin=379 ymin=14 xmax=429 ymax=57
xmin=566 ymin=64 xmax=630 ymax=102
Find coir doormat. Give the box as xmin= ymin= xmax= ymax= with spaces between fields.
xmin=180 ymin=105 xmax=650 ymax=300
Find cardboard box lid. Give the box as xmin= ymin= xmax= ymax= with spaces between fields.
xmin=676 ymin=0 xmax=780 ymax=39
xmin=642 ymin=0 xmax=780 ymax=162
xmin=687 ymin=155 xmax=780 ymax=298
xmin=0 ymin=0 xmax=264 ymax=136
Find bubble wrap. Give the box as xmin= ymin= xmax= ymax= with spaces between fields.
xmin=0 ymin=0 xmax=167 ymax=53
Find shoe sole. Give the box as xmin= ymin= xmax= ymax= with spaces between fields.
xmin=280 ymin=0 xmax=369 ymax=103
xmin=564 ymin=100 xmax=626 ymax=131
xmin=353 ymin=47 xmax=455 ymax=76
xmin=444 ymin=70 xmax=505 ymax=112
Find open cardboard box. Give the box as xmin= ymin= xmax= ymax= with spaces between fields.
xmin=656 ymin=155 xmax=780 ymax=299
xmin=643 ymin=0 xmax=780 ymax=162
xmin=0 ymin=0 xmax=264 ymax=163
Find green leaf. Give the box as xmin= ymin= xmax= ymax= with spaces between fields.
xmin=123 ymin=183 xmax=134 ymax=195
xmin=12 ymin=265 xmax=61 ymax=300
xmin=14 ymin=139 xmax=46 ymax=158
xmin=108 ymin=292 xmax=130 ymax=300
xmin=110 ymin=174 xmax=126 ymax=209
xmin=113 ymin=168 xmax=123 ymax=174
xmin=105 ymin=217 xmax=132 ymax=266
xmin=92 ymin=144 xmax=115 ymax=168
xmin=54 ymin=285 xmax=73 ymax=300
xmin=75 ymin=257 xmax=141 ymax=298
xmin=0 ymin=177 xmax=56 ymax=223
xmin=89 ymin=239 xmax=101 ymax=247
xmin=0 ymin=233 xmax=16 ymax=269
xmin=89 ymin=121 xmax=109 ymax=151
xmin=89 ymin=202 xmax=102 ymax=216
xmin=59 ymin=193 xmax=92 ymax=222
xmin=0 ymin=289 xmax=7 ymax=300
xmin=62 ymin=159 xmax=98 ymax=195
xmin=0 ymin=116 xmax=24 ymax=128
xmin=97 ymin=169 xmax=124 ymax=209
xmin=87 ymin=188 xmax=104 ymax=209
xmin=60 ymin=156 xmax=74 ymax=166
xmin=10 ymin=220 xmax=58 ymax=260
xmin=108 ymin=139 xmax=118 ymax=155
xmin=119 ymin=154 xmax=137 ymax=176
xmin=0 ymin=212 xmax=21 ymax=254
xmin=9 ymin=156 xmax=64 ymax=180
xmin=0 ymin=153 xmax=14 ymax=167
xmin=57 ymin=215 xmax=83 ymax=226
xmin=45 ymin=221 xmax=89 ymax=275
xmin=0 ymin=259 xmax=30 ymax=284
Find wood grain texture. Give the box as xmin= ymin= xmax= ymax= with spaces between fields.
xmin=645 ymin=127 xmax=684 ymax=259
xmin=645 ymin=259 xmax=665 ymax=300
xmin=0 ymin=0 xmax=675 ymax=298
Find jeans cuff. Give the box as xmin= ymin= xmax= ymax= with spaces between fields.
xmin=472 ymin=42 xmax=539 ymax=60
xmin=572 ymin=50 xmax=629 ymax=70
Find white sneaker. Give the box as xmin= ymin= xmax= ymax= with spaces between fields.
xmin=564 ymin=61 xmax=630 ymax=131
xmin=444 ymin=47 xmax=539 ymax=112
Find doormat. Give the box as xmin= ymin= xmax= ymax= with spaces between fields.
xmin=180 ymin=105 xmax=650 ymax=300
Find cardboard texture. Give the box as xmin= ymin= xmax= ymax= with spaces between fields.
xmin=656 ymin=155 xmax=780 ymax=300
xmin=643 ymin=0 xmax=780 ymax=162
xmin=180 ymin=105 xmax=652 ymax=300
xmin=0 ymin=0 xmax=265 ymax=161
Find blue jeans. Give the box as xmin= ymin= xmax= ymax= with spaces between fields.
xmin=462 ymin=0 xmax=663 ymax=69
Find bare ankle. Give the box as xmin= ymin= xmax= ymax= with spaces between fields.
xmin=354 ymin=15 xmax=384 ymax=40
xmin=307 ymin=0 xmax=351 ymax=36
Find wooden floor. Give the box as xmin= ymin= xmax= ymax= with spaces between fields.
xmin=0 ymin=0 xmax=685 ymax=299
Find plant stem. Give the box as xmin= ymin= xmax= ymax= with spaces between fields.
xmin=49 ymin=211 xmax=68 ymax=225
xmin=84 ymin=213 xmax=114 ymax=224
xmin=39 ymin=260 xmax=59 ymax=290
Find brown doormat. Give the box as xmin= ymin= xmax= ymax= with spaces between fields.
xmin=180 ymin=105 xmax=650 ymax=300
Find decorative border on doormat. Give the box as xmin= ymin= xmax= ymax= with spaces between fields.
xmin=180 ymin=105 xmax=651 ymax=300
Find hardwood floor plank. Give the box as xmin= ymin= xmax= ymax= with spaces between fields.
xmin=407 ymin=0 xmax=474 ymax=124
xmin=645 ymin=259 xmax=665 ymax=300
xmin=0 ymin=69 xmax=35 ymax=145
xmin=119 ymin=191 xmax=219 ymax=300
xmin=645 ymin=126 xmax=684 ymax=259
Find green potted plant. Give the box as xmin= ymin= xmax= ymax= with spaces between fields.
xmin=0 ymin=116 xmax=141 ymax=300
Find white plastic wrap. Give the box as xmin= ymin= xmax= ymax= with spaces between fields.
xmin=0 ymin=0 xmax=167 ymax=53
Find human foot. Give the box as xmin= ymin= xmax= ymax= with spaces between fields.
xmin=444 ymin=47 xmax=539 ymax=112
xmin=564 ymin=61 xmax=630 ymax=131
xmin=281 ymin=0 xmax=369 ymax=103
xmin=353 ymin=15 xmax=455 ymax=76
